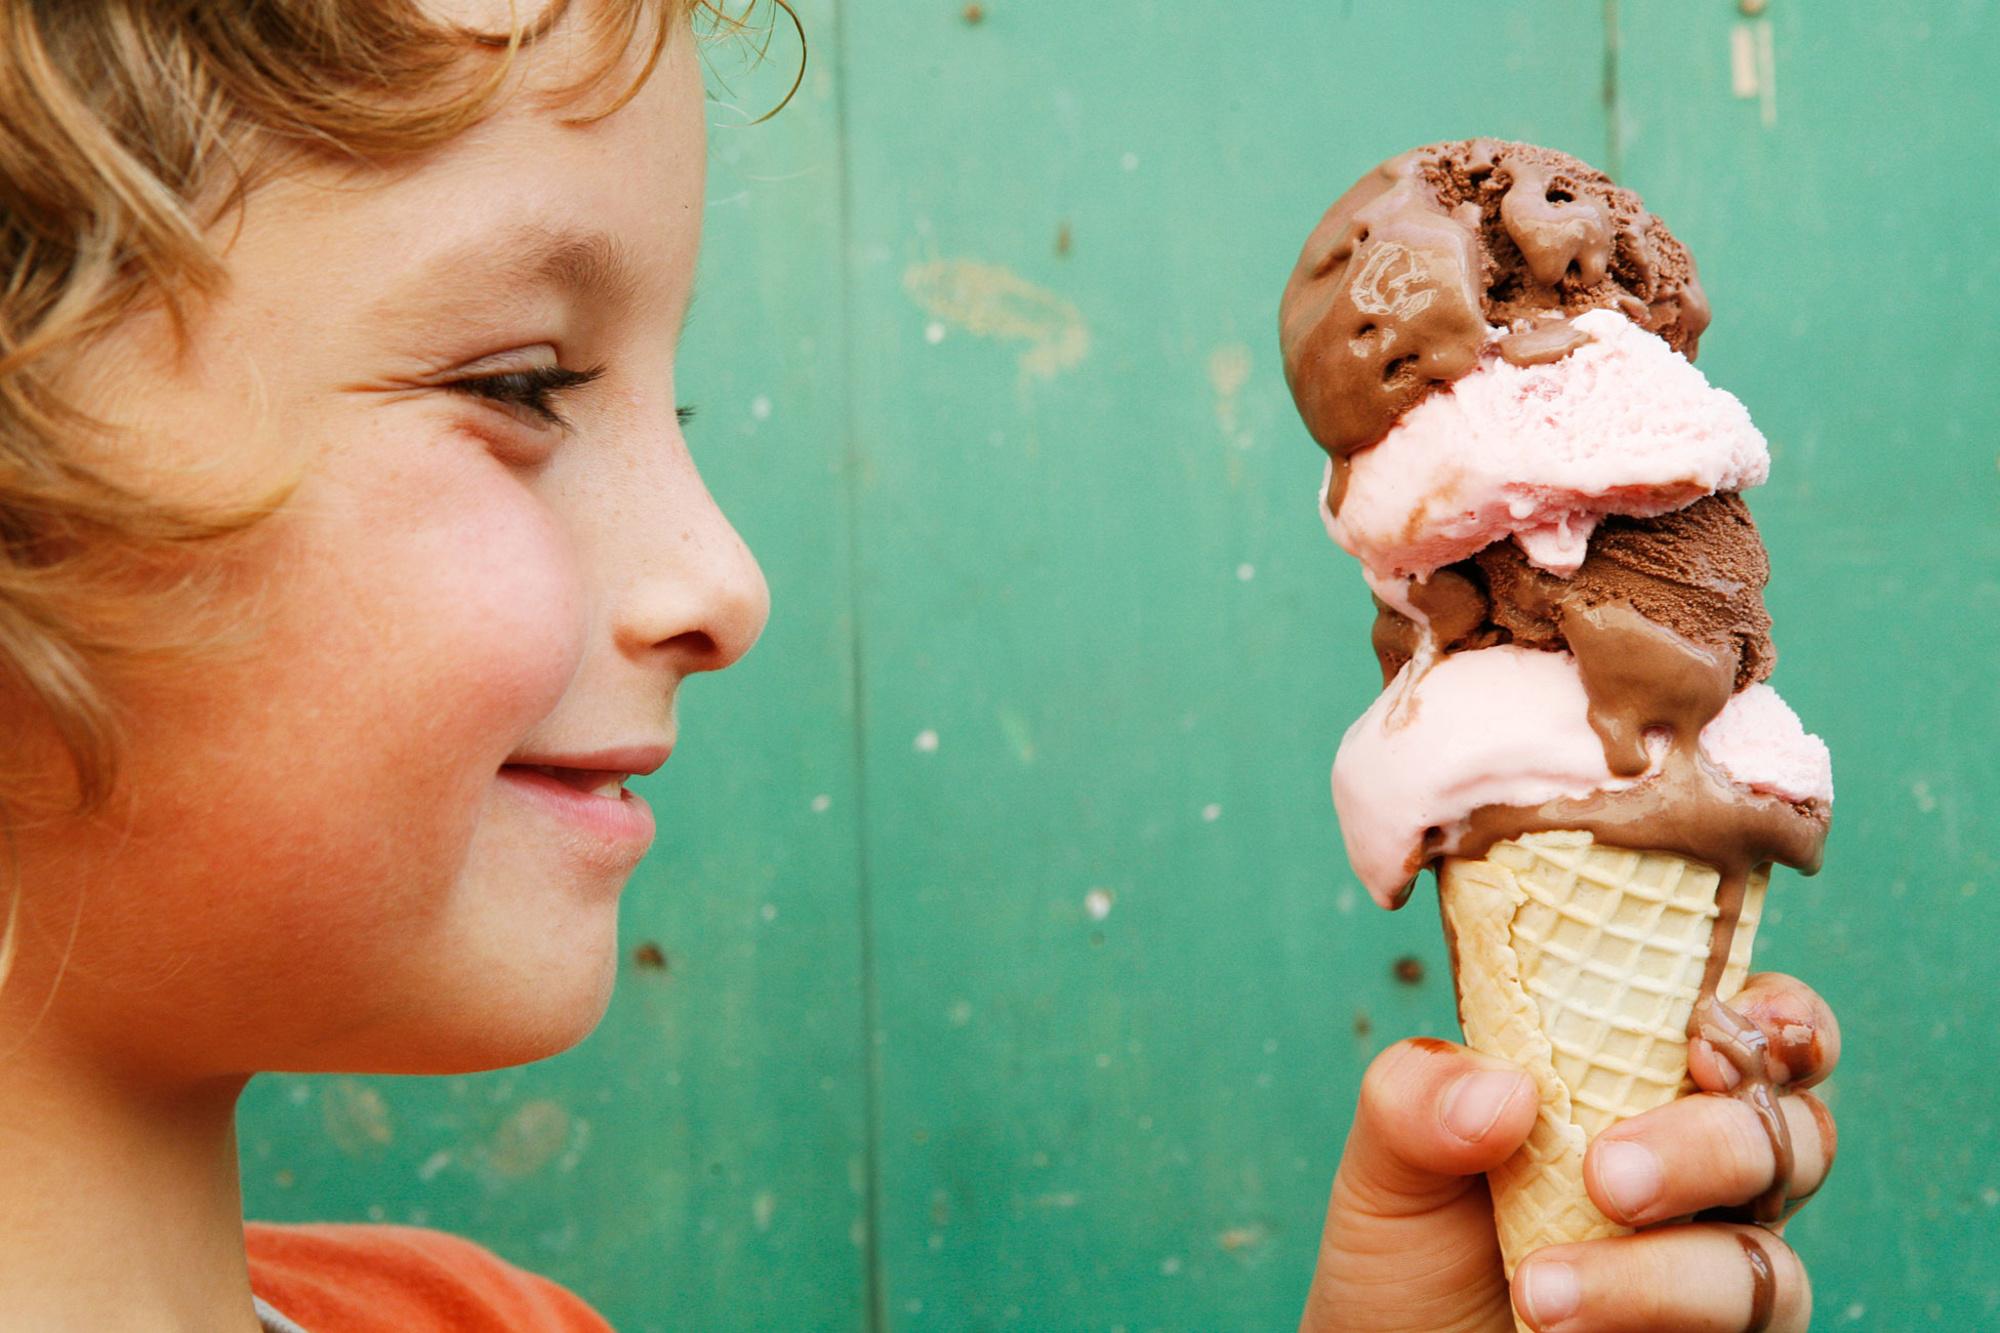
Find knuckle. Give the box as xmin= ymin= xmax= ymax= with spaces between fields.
xmin=1710 ymin=1096 xmax=1781 ymax=1194
xmin=1743 ymin=975 xmax=1841 ymax=1083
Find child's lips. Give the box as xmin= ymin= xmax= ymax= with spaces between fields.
xmin=497 ymin=764 xmax=656 ymax=860
xmin=511 ymin=763 xmax=628 ymax=798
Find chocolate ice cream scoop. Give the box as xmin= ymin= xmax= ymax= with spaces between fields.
xmin=1280 ymin=139 xmax=1711 ymax=460
xmin=1370 ymin=494 xmax=1775 ymax=690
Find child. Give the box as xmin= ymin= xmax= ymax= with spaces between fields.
xmin=0 ymin=2 xmax=1837 ymax=1329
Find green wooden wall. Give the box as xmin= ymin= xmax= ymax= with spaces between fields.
xmin=239 ymin=3 xmax=2000 ymax=1327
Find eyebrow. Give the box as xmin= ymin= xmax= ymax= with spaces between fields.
xmin=369 ymin=223 xmax=646 ymax=330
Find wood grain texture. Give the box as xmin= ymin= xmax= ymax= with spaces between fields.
xmin=237 ymin=2 xmax=1999 ymax=1328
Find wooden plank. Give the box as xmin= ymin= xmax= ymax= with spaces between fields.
xmin=238 ymin=8 xmax=874 ymax=1329
xmin=837 ymin=4 xmax=1608 ymax=1325
xmin=1617 ymin=3 xmax=2000 ymax=1325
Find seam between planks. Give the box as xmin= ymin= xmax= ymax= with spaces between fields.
xmin=825 ymin=2 xmax=887 ymax=1329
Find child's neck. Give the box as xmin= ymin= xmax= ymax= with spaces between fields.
xmin=0 ymin=1036 xmax=262 ymax=1332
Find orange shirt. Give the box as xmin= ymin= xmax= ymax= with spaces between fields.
xmin=245 ymin=1222 xmax=613 ymax=1332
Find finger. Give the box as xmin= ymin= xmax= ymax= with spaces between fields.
xmin=1333 ymin=1037 xmax=1539 ymax=1216
xmin=1689 ymin=972 xmax=1841 ymax=1092
xmin=1302 ymin=1040 xmax=1540 ymax=1332
xmin=1513 ymin=1224 xmax=1810 ymax=1333
xmin=1584 ymin=1090 xmax=1835 ymax=1227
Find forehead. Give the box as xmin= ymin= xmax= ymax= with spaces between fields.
xmin=219 ymin=18 xmax=705 ymax=329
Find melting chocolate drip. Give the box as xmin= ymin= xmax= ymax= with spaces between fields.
xmin=1737 ymin=1231 xmax=1778 ymax=1332
xmin=1494 ymin=158 xmax=1613 ymax=287
xmin=1496 ymin=317 xmax=1595 ymax=367
xmin=1442 ymin=602 xmax=1826 ymax=1232
xmin=1691 ymin=904 xmax=1794 ymax=1225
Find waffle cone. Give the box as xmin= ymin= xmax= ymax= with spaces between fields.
xmin=1438 ymin=831 xmax=1764 ymax=1320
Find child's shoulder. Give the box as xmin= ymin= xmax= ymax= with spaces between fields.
xmin=244 ymin=1220 xmax=613 ymax=1332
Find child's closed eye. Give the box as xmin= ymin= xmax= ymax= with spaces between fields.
xmin=445 ymin=365 xmax=698 ymax=434
xmin=447 ymin=363 xmax=605 ymax=431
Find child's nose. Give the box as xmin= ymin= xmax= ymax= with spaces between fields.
xmin=613 ymin=476 xmax=770 ymax=678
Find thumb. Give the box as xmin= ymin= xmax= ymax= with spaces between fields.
xmin=1301 ymin=1040 xmax=1541 ymax=1332
xmin=1334 ymin=1037 xmax=1539 ymax=1217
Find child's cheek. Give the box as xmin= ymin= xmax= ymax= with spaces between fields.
xmin=395 ymin=480 xmax=588 ymax=775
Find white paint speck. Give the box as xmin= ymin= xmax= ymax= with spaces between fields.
xmin=1201 ymin=803 xmax=1222 ymax=823
xmin=752 ymin=1190 xmax=776 ymax=1230
xmin=1159 ymin=1255 xmax=1182 ymax=1276
xmin=750 ymin=394 xmax=773 ymax=421
xmin=1336 ymin=886 xmax=1358 ymax=915
xmin=417 ymin=1150 xmax=452 ymax=1182
xmin=914 ymin=729 xmax=940 ymax=753
xmin=948 ymin=998 xmax=973 ymax=1027
xmin=905 ymin=1298 xmax=924 ymax=1315
xmin=1236 ymin=563 xmax=1256 ymax=582
xmin=1120 ymin=151 xmax=1140 ymax=172
xmin=288 ymin=1084 xmax=311 ymax=1105
xmin=366 ymin=1204 xmax=386 ymax=1222
xmin=1982 ymin=1186 xmax=2000 ymax=1207
xmin=1841 ymin=1304 xmax=1866 ymax=1323
xmin=1262 ymin=1037 xmax=1279 ymax=1055
xmin=760 ymin=902 xmax=778 ymax=923
xmin=810 ymin=793 xmax=831 ymax=813
xmin=924 ymin=321 xmax=947 ymax=345
xmin=928 ymin=1232 xmax=944 ymax=1251
xmin=1094 ymin=1052 xmax=1112 ymax=1069
xmin=1085 ymin=887 xmax=1114 ymax=920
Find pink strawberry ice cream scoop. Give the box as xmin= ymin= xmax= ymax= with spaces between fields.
xmin=1332 ymin=646 xmax=1832 ymax=907
xmin=1328 ymin=309 xmax=1769 ymax=582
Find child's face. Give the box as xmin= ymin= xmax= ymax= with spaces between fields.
xmin=20 ymin=21 xmax=767 ymax=1079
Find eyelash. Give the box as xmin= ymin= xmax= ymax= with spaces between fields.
xmin=447 ymin=365 xmax=697 ymax=431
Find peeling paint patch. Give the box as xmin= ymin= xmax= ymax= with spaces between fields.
xmin=484 ymin=1099 xmax=575 ymax=1178
xmin=1730 ymin=19 xmax=1779 ymax=126
xmin=1218 ymin=1223 xmax=1267 ymax=1251
xmin=996 ymin=708 xmax=1037 ymax=764
xmin=903 ymin=259 xmax=1089 ymax=378
xmin=1207 ymin=343 xmax=1254 ymax=444
xmin=322 ymin=1079 xmax=394 ymax=1158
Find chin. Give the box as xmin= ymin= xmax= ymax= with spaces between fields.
xmin=361 ymin=966 xmax=620 ymax=1075
xmin=314 ymin=918 xmax=624 ymax=1076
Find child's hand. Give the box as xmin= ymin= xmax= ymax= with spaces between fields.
xmin=1299 ymin=972 xmax=1839 ymax=1332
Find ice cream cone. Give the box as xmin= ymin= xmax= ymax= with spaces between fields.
xmin=1438 ymin=830 xmax=1764 ymax=1323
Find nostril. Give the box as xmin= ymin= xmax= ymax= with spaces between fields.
xmin=664 ymin=628 xmax=719 ymax=662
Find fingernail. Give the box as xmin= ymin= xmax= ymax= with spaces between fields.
xmin=1440 ymin=1070 xmax=1526 ymax=1142
xmin=1692 ymin=1036 xmax=1743 ymax=1090
xmin=1595 ymin=1140 xmax=1664 ymax=1218
xmin=1517 ymin=1260 xmax=1580 ymax=1328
